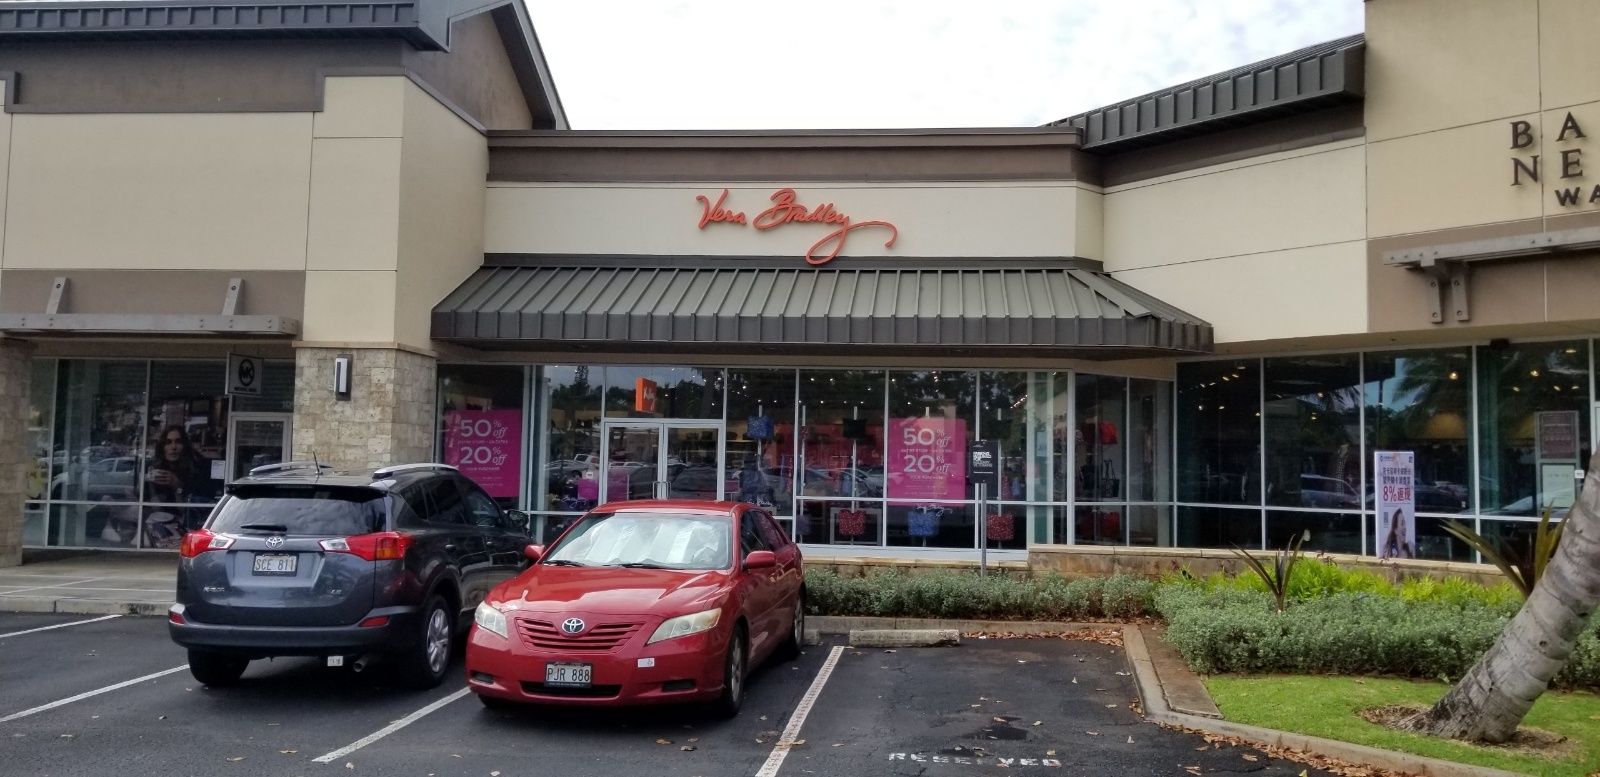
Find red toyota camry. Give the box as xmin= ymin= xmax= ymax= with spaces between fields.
xmin=465 ymin=500 xmax=804 ymax=716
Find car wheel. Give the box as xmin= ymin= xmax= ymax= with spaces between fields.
xmin=712 ymin=625 xmax=748 ymax=719
xmin=778 ymin=594 xmax=805 ymax=661
xmin=187 ymin=650 xmax=249 ymax=687
xmin=396 ymin=594 xmax=454 ymax=689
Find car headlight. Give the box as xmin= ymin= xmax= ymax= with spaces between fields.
xmin=474 ymin=602 xmax=508 ymax=639
xmin=647 ymin=607 xmax=721 ymax=644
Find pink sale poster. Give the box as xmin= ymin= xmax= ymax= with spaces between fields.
xmin=886 ymin=417 xmax=967 ymax=500
xmin=443 ymin=409 xmax=523 ymax=499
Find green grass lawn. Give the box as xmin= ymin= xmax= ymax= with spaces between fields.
xmin=1205 ymin=675 xmax=1600 ymax=777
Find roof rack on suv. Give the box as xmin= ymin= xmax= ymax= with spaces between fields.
xmin=371 ymin=463 xmax=460 ymax=479
xmin=248 ymin=461 xmax=336 ymax=477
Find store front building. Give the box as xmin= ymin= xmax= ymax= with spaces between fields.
xmin=1 ymin=0 xmax=1597 ymax=569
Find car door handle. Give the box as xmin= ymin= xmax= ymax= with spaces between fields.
xmin=444 ymin=544 xmax=457 ymax=552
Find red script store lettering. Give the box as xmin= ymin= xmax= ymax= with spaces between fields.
xmin=695 ymin=188 xmax=899 ymax=265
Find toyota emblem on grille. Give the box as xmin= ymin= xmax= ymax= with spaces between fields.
xmin=560 ymin=618 xmax=586 ymax=635
xmin=265 ymin=536 xmax=285 ymax=549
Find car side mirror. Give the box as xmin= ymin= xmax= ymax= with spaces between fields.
xmin=744 ymin=550 xmax=777 ymax=570
xmin=506 ymin=510 xmax=531 ymax=531
xmin=523 ymin=544 xmax=545 ymax=562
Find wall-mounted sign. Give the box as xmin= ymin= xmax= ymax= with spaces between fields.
xmin=1509 ymin=111 xmax=1597 ymax=207
xmin=695 ymin=187 xmax=899 ymax=266
xmin=443 ymin=409 xmax=522 ymax=499
xmin=634 ymin=378 xmax=659 ymax=414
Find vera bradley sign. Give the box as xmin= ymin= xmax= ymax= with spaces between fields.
xmin=695 ymin=187 xmax=899 ymax=265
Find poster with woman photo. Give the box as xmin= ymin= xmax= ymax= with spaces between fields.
xmin=1374 ymin=450 xmax=1416 ymax=559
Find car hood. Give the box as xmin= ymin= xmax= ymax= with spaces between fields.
xmin=488 ymin=565 xmax=730 ymax=617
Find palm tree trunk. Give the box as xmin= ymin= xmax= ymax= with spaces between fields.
xmin=1403 ymin=453 xmax=1600 ymax=743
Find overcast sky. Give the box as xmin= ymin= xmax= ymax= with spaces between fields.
xmin=525 ymin=0 xmax=1364 ymax=130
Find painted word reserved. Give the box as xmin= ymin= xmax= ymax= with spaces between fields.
xmin=695 ymin=187 xmax=899 ymax=265
xmin=888 ymin=753 xmax=1064 ymax=768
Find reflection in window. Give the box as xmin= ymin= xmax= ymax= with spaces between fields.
xmin=603 ymin=366 xmax=724 ymax=419
xmin=1177 ymin=360 xmax=1260 ymax=505
xmin=798 ymin=370 xmax=884 ymax=503
xmin=1476 ymin=341 xmax=1591 ymax=517
xmin=438 ymin=365 xmax=526 ymax=509
xmin=1264 ymin=355 xmax=1361 ymax=510
xmin=1364 ymin=348 xmax=1472 ymax=514
xmin=1076 ymin=374 xmax=1126 ymax=503
xmin=727 ymin=369 xmax=796 ymax=516
xmin=887 ymin=502 xmax=974 ymax=549
xmin=1176 ymin=506 xmax=1260 ymax=549
xmin=538 ymin=366 xmax=602 ymax=512
xmin=147 ymin=361 xmax=227 ymax=513
xmin=25 ymin=360 xmax=55 ymax=505
xmin=1265 ymin=510 xmax=1361 ymax=555
xmin=1127 ymin=379 xmax=1172 ymax=504
xmin=52 ymin=360 xmax=147 ymax=505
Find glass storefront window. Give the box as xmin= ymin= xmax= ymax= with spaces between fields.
xmin=603 ymin=366 xmax=724 ymax=419
xmin=1127 ymin=379 xmax=1172 ymax=504
xmin=25 ymin=359 xmax=54 ymax=504
xmin=1176 ymin=505 xmax=1260 ymax=549
xmin=886 ymin=370 xmax=975 ymax=503
xmin=1127 ymin=504 xmax=1172 ymax=547
xmin=982 ymin=504 xmax=1027 ymax=551
xmin=1177 ymin=360 xmax=1260 ymax=505
xmin=979 ymin=372 xmax=1035 ymax=503
xmin=1476 ymin=341 xmax=1591 ymax=518
xmin=1263 ymin=354 xmax=1361 ymax=509
xmin=887 ymin=502 xmax=974 ymax=549
xmin=1075 ymin=374 xmax=1126 ymax=503
xmin=1265 ymin=510 xmax=1361 ymax=555
xmin=146 ymin=361 xmax=228 ymax=518
xmin=438 ymin=365 xmax=526 ymax=509
xmin=727 ymin=369 xmax=796 ymax=516
xmin=797 ymin=499 xmax=881 ymax=546
xmin=798 ymin=370 xmax=884 ymax=501
xmin=538 ymin=366 xmax=602 ymax=512
xmin=231 ymin=360 xmax=295 ymax=413
xmin=1364 ymin=348 xmax=1472 ymax=515
xmin=52 ymin=360 xmax=147 ymax=504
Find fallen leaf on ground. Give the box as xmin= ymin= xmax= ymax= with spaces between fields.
xmin=1071 ymin=677 xmax=1078 ymax=684
xmin=1126 ymin=736 xmax=1134 ymax=743
xmin=655 ymin=738 xmax=673 ymax=745
xmin=791 ymin=740 xmax=806 ymax=746
xmin=1032 ymin=721 xmax=1041 ymax=727
xmin=687 ymin=737 xmax=698 ymax=743
xmin=279 ymin=749 xmax=297 ymax=754
xmin=883 ymin=649 xmax=896 ymax=653
xmin=491 ymin=772 xmax=501 ymax=776
xmin=1184 ymin=768 xmax=1201 ymax=776
xmin=226 ymin=757 xmax=244 ymax=762
xmin=680 ymin=746 xmax=696 ymax=752
xmin=1105 ymin=704 xmax=1118 ymax=708
xmin=1086 ymin=731 xmax=1100 ymax=736
xmin=1242 ymin=754 xmax=1259 ymax=762
xmin=832 ymin=743 xmax=843 ymax=747
xmin=1045 ymin=749 xmax=1056 ymax=756
xmin=344 ymin=763 xmax=354 ymax=770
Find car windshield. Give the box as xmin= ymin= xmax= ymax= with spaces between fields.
xmin=209 ymin=486 xmax=387 ymax=536
xmin=544 ymin=511 xmax=730 ymax=570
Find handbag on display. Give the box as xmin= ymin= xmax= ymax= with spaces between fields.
xmin=1098 ymin=459 xmax=1120 ymax=499
xmin=985 ymin=513 xmax=1014 ymax=542
xmin=747 ymin=415 xmax=775 ymax=440
xmin=907 ymin=506 xmax=941 ymax=538
xmin=835 ymin=509 xmax=867 ymax=537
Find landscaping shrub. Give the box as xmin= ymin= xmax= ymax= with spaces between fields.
xmin=803 ymin=568 xmax=1153 ymax=621
xmin=1155 ymin=585 xmax=1599 ymax=689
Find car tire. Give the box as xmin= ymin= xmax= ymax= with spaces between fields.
xmin=712 ymin=625 xmax=748 ymax=719
xmin=395 ymin=594 xmax=454 ymax=689
xmin=778 ymin=594 xmax=805 ymax=661
xmin=187 ymin=650 xmax=249 ymax=687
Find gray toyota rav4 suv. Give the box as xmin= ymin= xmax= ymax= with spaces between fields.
xmin=168 ymin=462 xmax=532 ymax=689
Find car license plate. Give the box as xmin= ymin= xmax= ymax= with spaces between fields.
xmin=252 ymin=554 xmax=297 ymax=575
xmin=545 ymin=662 xmax=592 ymax=687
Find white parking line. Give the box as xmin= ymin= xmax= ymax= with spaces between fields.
xmin=312 ymin=688 xmax=471 ymax=764
xmin=0 ymin=665 xmax=187 ymax=723
xmin=755 ymin=645 xmax=846 ymax=777
xmin=0 ymin=614 xmax=121 ymax=639
xmin=0 ymin=577 xmax=107 ymax=595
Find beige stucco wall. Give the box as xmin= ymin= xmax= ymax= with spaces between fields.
xmin=393 ymin=80 xmax=490 ymax=349
xmin=1100 ymin=140 xmax=1368 ymax=343
xmin=3 ymin=111 xmax=314 ymax=271
xmin=484 ymin=182 xmax=1100 ymax=261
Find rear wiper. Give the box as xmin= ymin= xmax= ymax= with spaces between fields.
xmin=541 ymin=559 xmax=589 ymax=567
xmin=238 ymin=523 xmax=289 ymax=533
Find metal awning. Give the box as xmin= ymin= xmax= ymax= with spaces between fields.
xmin=432 ymin=256 xmax=1212 ymax=358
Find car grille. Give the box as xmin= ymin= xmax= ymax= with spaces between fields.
xmin=514 ymin=618 xmax=644 ymax=652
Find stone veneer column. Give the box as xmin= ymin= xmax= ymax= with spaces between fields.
xmin=0 ymin=340 xmax=34 ymax=567
xmin=292 ymin=347 xmax=437 ymax=472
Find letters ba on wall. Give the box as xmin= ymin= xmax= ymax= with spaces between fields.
xmin=1509 ymin=110 xmax=1600 ymax=209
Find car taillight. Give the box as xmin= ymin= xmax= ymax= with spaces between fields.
xmin=321 ymin=532 xmax=411 ymax=561
xmin=179 ymin=530 xmax=234 ymax=558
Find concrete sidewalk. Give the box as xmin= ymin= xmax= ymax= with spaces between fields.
xmin=0 ymin=549 xmax=174 ymax=615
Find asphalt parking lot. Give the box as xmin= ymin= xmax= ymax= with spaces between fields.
xmin=0 ymin=612 xmax=1330 ymax=776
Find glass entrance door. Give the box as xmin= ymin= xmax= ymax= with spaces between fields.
xmin=600 ymin=421 xmax=723 ymax=503
xmin=229 ymin=413 xmax=294 ymax=482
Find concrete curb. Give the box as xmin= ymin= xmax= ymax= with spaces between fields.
xmin=1121 ymin=626 xmax=1523 ymax=777
xmin=848 ymin=629 xmax=960 ymax=648
xmin=810 ymin=615 xmax=1115 ymax=635
xmin=2 ymin=597 xmax=167 ymax=617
